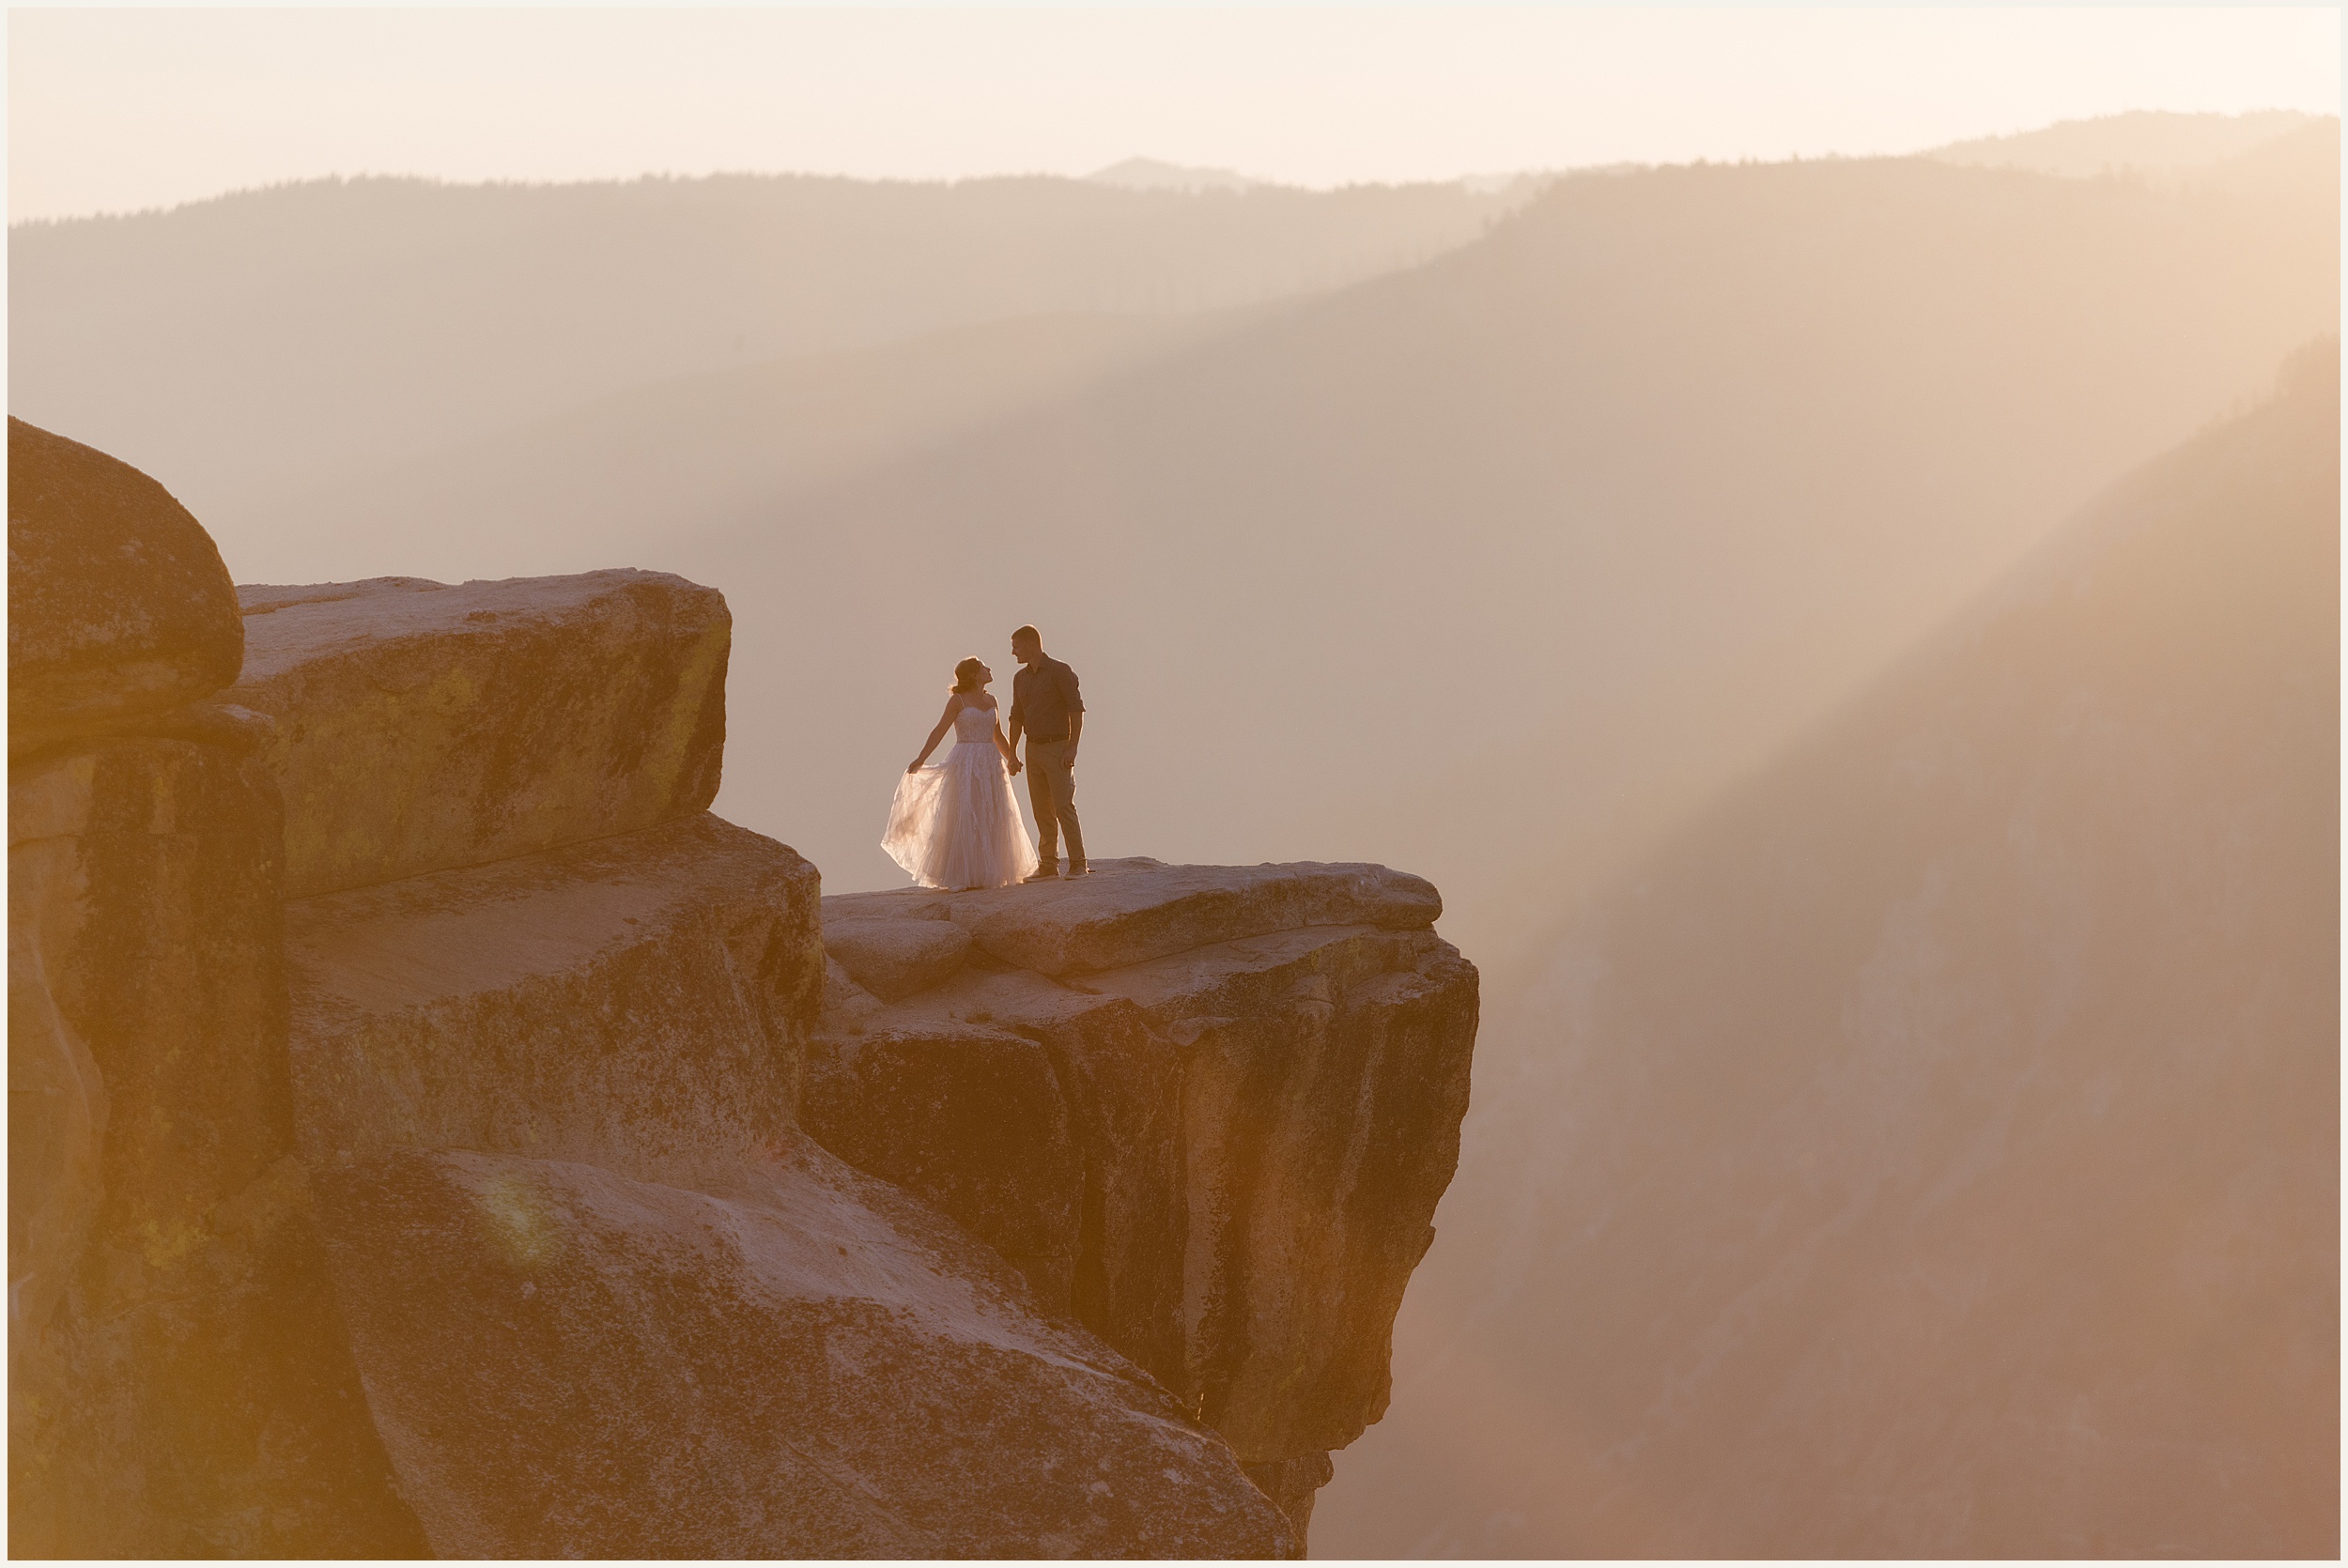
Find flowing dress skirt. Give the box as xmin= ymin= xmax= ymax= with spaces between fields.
xmin=882 ymin=740 xmax=1036 ymax=890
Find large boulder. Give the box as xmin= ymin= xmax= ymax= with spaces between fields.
xmin=8 ymin=419 xmax=242 ymax=742
xmin=8 ymin=734 xmax=422 ymax=1556
xmin=317 ymin=1140 xmax=1295 ymax=1558
xmin=805 ymin=860 xmax=1480 ymax=1543
xmin=286 ymin=821 xmax=1294 ymax=1557
xmin=231 ymin=571 xmax=729 ymax=898
xmin=286 ymin=811 xmax=822 ymax=1178
xmin=3 ymin=436 xmax=1379 ymax=1559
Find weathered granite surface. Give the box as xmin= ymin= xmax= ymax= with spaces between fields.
xmin=806 ymin=858 xmax=1481 ymax=1539
xmin=231 ymin=571 xmax=729 ymax=898
xmin=8 ymin=418 xmax=243 ymax=742
xmin=8 ymin=425 xmax=425 ymax=1554
xmin=286 ymin=811 xmax=821 ymax=1182
xmin=798 ymin=1016 xmax=1084 ymax=1306
xmin=911 ymin=858 xmax=1444 ymax=977
xmin=320 ymin=1140 xmax=1293 ymax=1558
xmin=288 ymin=827 xmax=1294 ymax=1557
xmin=1246 ymin=1452 xmax=1338 ymax=1545
xmin=10 ymin=423 xmax=1472 ymax=1558
xmin=825 ymin=915 xmax=976 ymax=1002
xmin=8 ymin=736 xmax=421 ymax=1556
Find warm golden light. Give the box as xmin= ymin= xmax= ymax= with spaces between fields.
xmin=8 ymin=10 xmax=2336 ymax=1560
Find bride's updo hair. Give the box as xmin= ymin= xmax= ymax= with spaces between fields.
xmin=951 ymin=656 xmax=987 ymax=694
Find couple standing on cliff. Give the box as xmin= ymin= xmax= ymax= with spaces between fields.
xmin=882 ymin=623 xmax=1087 ymax=891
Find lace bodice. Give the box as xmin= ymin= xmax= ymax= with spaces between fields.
xmin=952 ymin=701 xmax=999 ymax=745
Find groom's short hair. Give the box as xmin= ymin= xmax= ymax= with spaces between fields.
xmin=1012 ymin=624 xmax=1041 ymax=645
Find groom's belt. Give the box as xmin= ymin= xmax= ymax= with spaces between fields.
xmin=1026 ymin=732 xmax=1070 ymax=745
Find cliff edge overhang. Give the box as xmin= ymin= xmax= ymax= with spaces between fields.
xmin=7 ymin=416 xmax=1477 ymax=1557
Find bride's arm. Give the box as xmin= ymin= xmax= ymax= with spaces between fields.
xmin=909 ymin=697 xmax=961 ymax=772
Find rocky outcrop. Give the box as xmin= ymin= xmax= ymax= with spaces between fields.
xmin=286 ymin=812 xmax=821 ymax=1178
xmin=320 ymin=1141 xmax=1288 ymax=1558
xmin=230 ymin=572 xmax=728 ymax=898
xmin=9 ymin=420 xmax=1473 ymax=1558
xmin=271 ymin=791 xmax=1292 ymax=1552
xmin=245 ymin=580 xmax=1310 ymax=1555
xmin=274 ymin=791 xmax=1290 ymax=1554
xmin=8 ymin=419 xmax=244 ymax=744
xmin=7 ymin=424 xmax=421 ymax=1556
xmin=808 ymin=861 xmax=1480 ymax=1534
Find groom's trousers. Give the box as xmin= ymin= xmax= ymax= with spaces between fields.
xmin=1024 ymin=738 xmax=1086 ymax=871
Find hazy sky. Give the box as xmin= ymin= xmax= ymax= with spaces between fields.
xmin=8 ymin=6 xmax=2340 ymax=223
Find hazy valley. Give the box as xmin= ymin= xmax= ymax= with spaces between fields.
xmin=10 ymin=109 xmax=2337 ymax=1556
xmin=1319 ymin=340 xmax=2339 ymax=1556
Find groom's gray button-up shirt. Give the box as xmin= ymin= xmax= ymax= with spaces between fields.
xmin=1012 ymin=657 xmax=1084 ymax=741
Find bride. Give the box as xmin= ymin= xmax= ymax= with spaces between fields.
xmin=882 ymin=656 xmax=1037 ymax=891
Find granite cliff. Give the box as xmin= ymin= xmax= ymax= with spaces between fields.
xmin=7 ymin=417 xmax=1478 ymax=1556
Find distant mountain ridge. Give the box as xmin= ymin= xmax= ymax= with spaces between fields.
xmin=1087 ymin=157 xmax=1267 ymax=192
xmin=1928 ymin=108 xmax=2324 ymax=179
xmin=8 ymin=171 xmax=1524 ymax=527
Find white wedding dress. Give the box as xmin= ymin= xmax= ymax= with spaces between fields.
xmin=882 ymin=700 xmax=1036 ymax=890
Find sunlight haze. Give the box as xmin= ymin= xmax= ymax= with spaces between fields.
xmin=8 ymin=7 xmax=2338 ymax=1560
xmin=8 ymin=7 xmax=2338 ymax=222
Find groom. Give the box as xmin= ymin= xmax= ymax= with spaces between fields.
xmin=1008 ymin=623 xmax=1087 ymax=879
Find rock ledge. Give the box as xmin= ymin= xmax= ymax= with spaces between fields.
xmin=810 ymin=856 xmax=1479 ymax=1542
